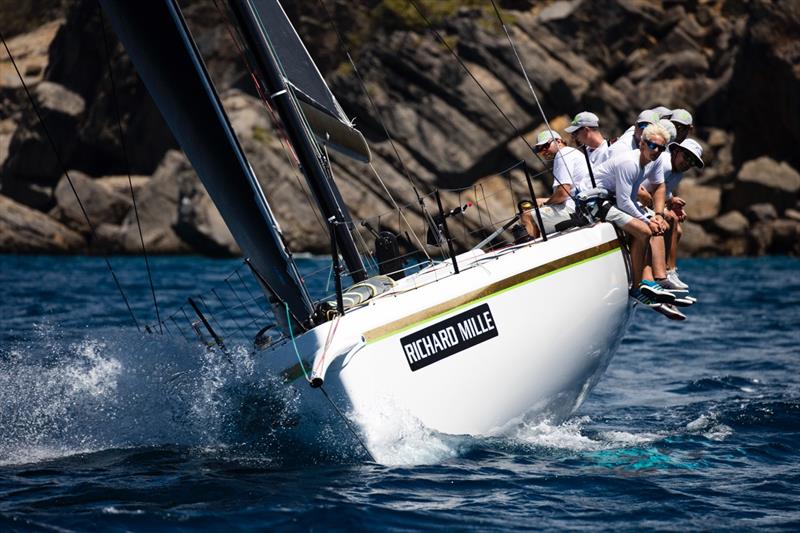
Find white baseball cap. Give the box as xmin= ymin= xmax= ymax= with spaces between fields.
xmin=669 ymin=138 xmax=704 ymax=168
xmin=636 ymin=109 xmax=660 ymax=126
xmin=534 ymin=129 xmax=562 ymax=146
xmin=564 ymin=111 xmax=600 ymax=133
xmin=652 ymin=105 xmax=673 ymax=119
xmin=659 ymin=119 xmax=677 ymax=142
xmin=670 ymin=108 xmax=694 ymax=126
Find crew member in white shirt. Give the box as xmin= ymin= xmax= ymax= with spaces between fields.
xmin=670 ymin=108 xmax=694 ymax=143
xmin=641 ymin=138 xmax=704 ymax=291
xmin=592 ymin=123 xmax=676 ymax=308
xmin=524 ymin=129 xmax=589 ymax=238
xmin=565 ymin=111 xmax=612 ymax=169
xmin=608 ymin=109 xmax=661 ymax=158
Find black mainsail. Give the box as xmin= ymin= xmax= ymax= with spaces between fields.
xmin=99 ymin=0 xmax=314 ymax=326
xmin=230 ymin=0 xmax=368 ymax=282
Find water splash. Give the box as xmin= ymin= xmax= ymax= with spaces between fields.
xmin=0 ymin=326 xmax=309 ymax=466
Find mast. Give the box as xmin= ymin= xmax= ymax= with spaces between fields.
xmin=229 ymin=0 xmax=367 ymax=282
xmin=99 ymin=0 xmax=314 ymax=329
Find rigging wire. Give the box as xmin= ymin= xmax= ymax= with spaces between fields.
xmin=1 ymin=29 xmax=142 ymax=332
xmin=210 ymin=0 xmax=329 ymax=237
xmin=486 ymin=0 xmax=579 ymax=200
xmin=97 ymin=4 xmax=163 ymax=333
xmin=405 ymin=0 xmax=574 ymax=201
xmin=317 ymin=0 xmax=436 ymax=261
xmin=285 ymin=303 xmax=375 ymax=461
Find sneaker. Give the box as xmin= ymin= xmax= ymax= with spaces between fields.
xmin=631 ymin=290 xmax=686 ymax=320
xmin=657 ymin=276 xmax=688 ymax=293
xmin=672 ymin=295 xmax=696 ymax=307
xmin=655 ymin=303 xmax=687 ymax=320
xmin=639 ymin=279 xmax=676 ymax=304
xmin=666 ymin=269 xmax=689 ymax=291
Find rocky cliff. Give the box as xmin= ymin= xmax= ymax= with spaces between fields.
xmin=1 ymin=0 xmax=798 ymax=257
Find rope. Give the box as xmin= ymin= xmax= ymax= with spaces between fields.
xmin=319 ymin=384 xmax=376 ymax=462
xmin=285 ymin=303 xmax=310 ymax=382
xmin=368 ymin=163 xmax=431 ymax=260
xmin=1 ymin=29 xmax=142 ymax=332
xmin=97 ymin=3 xmax=162 ymax=333
xmin=317 ymin=0 xmax=438 ymax=261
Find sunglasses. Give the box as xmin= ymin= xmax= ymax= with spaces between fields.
xmin=682 ymin=150 xmax=699 ymax=167
xmin=644 ymin=140 xmax=666 ymax=151
xmin=534 ymin=141 xmax=552 ymax=153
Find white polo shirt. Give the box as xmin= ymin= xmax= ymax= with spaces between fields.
xmin=594 ymin=150 xmax=663 ymax=222
xmin=551 ymin=146 xmax=589 ymax=208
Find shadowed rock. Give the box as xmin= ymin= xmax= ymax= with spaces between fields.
xmin=0 ymin=193 xmax=85 ymax=253
xmin=49 ymin=170 xmax=132 ymax=234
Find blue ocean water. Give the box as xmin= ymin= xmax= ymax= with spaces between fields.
xmin=0 ymin=255 xmax=798 ymax=530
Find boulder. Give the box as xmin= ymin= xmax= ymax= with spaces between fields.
xmin=749 ymin=222 xmax=774 ymax=256
xmin=726 ymin=156 xmax=800 ymax=213
xmin=0 ymin=20 xmax=63 ymax=90
xmin=746 ymin=203 xmax=778 ymax=224
xmin=785 ymin=208 xmax=800 ymax=222
xmin=712 ymin=210 xmax=749 ymax=236
xmin=719 ymin=236 xmax=749 ymax=257
xmin=769 ymin=219 xmax=800 ymax=255
xmin=48 ymin=170 xmax=132 ymax=234
xmin=1 ymin=82 xmax=86 ymax=209
xmin=0 ymin=118 xmax=15 ymax=168
xmin=92 ymin=222 xmax=125 ymax=254
xmin=677 ymin=221 xmax=717 ymax=257
xmin=174 ymin=185 xmax=240 ymax=257
xmin=94 ymin=175 xmax=150 ymax=197
xmin=0 ymin=193 xmax=85 ymax=253
xmin=117 ymin=150 xmax=191 ymax=254
xmin=674 ymin=178 xmax=720 ymax=222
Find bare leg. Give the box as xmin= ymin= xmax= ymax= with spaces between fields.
xmin=521 ymin=209 xmax=539 ymax=239
xmin=667 ymin=219 xmax=682 ymax=271
xmin=650 ymin=235 xmax=667 ymax=279
xmin=622 ymin=218 xmax=652 ymax=288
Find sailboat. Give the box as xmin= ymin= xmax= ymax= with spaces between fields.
xmin=98 ymin=0 xmax=633 ymax=454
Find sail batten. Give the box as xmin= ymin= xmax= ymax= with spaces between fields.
xmin=99 ymin=0 xmax=314 ymax=328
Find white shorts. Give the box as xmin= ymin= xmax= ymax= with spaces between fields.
xmin=604 ymin=205 xmax=634 ymax=227
xmin=537 ymin=203 xmax=575 ymax=234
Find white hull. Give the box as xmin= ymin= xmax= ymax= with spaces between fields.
xmin=254 ymin=222 xmax=632 ymax=449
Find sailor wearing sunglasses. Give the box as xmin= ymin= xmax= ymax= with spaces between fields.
xmin=525 ymin=129 xmax=589 ymax=238
xmin=591 ymin=123 xmax=685 ymax=318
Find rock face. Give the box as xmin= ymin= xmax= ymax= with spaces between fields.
xmin=0 ymin=194 xmax=85 ymax=253
xmin=49 ymin=170 xmax=132 ymax=234
xmin=0 ymin=0 xmax=798 ymax=259
xmin=726 ymin=157 xmax=800 ymax=214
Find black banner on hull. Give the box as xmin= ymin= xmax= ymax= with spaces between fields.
xmin=401 ymin=303 xmax=498 ymax=371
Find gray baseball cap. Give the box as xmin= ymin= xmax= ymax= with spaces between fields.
xmin=565 ymin=111 xmax=600 ymax=133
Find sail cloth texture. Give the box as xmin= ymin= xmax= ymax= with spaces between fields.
xmin=250 ymin=0 xmax=371 ymax=162
xmin=98 ymin=0 xmax=313 ymax=328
